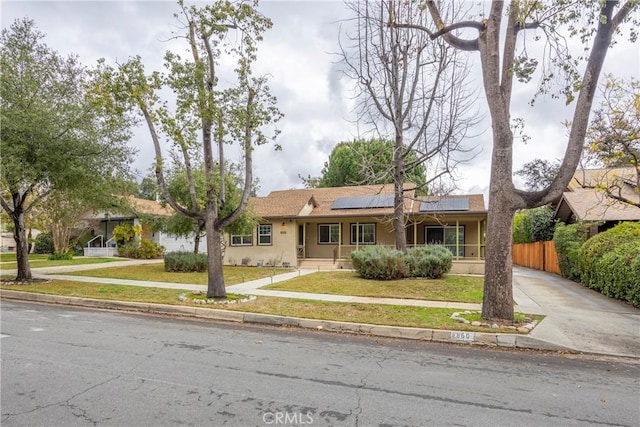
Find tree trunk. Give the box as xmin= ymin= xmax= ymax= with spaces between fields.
xmin=205 ymin=215 xmax=226 ymax=299
xmin=193 ymin=233 xmax=200 ymax=254
xmin=482 ymin=192 xmax=516 ymax=321
xmin=12 ymin=207 xmax=32 ymax=281
xmin=393 ymin=135 xmax=407 ymax=252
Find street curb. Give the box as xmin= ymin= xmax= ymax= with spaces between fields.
xmin=0 ymin=290 xmax=575 ymax=353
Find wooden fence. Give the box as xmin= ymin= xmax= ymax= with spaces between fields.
xmin=512 ymin=241 xmax=561 ymax=274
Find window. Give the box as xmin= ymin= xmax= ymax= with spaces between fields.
xmin=425 ymin=225 xmax=465 ymax=257
xmin=258 ymin=224 xmax=272 ymax=245
xmin=350 ymin=223 xmax=376 ymax=245
xmin=318 ymin=224 xmax=340 ymax=244
xmin=230 ymin=234 xmax=252 ymax=246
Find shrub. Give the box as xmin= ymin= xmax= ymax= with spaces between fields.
xmin=118 ymin=239 xmax=164 ymax=259
xmin=513 ymin=206 xmax=556 ymax=244
xmin=165 ymin=251 xmax=208 ymax=272
xmin=33 ymin=232 xmax=54 ymax=254
xmin=596 ymin=241 xmax=640 ymax=307
xmin=351 ymin=246 xmax=406 ymax=280
xmin=553 ymin=222 xmax=589 ymax=280
xmin=48 ymin=252 xmax=73 ymax=260
xmin=579 ymin=222 xmax=640 ymax=292
xmin=112 ymin=223 xmax=142 ymax=245
xmin=404 ymin=245 xmax=453 ymax=279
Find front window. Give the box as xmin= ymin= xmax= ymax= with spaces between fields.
xmin=425 ymin=225 xmax=464 ymax=257
xmin=230 ymin=234 xmax=252 ymax=246
xmin=258 ymin=224 xmax=272 ymax=245
xmin=350 ymin=223 xmax=376 ymax=244
xmin=318 ymin=223 xmax=340 ymax=244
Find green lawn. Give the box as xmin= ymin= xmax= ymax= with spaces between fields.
xmin=59 ymin=264 xmax=290 ymax=286
xmin=0 ymin=280 xmax=536 ymax=332
xmin=0 ymin=256 xmax=125 ymax=270
xmin=0 ymin=253 xmax=49 ymax=262
xmin=264 ymin=271 xmax=484 ymax=303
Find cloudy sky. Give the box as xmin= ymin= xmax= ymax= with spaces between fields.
xmin=3 ymin=1 xmax=639 ymax=199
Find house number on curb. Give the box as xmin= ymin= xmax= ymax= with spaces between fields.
xmin=451 ymin=332 xmax=475 ymax=342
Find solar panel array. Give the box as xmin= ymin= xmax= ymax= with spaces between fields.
xmin=331 ymin=194 xmax=395 ymax=210
xmin=419 ymin=197 xmax=469 ymax=212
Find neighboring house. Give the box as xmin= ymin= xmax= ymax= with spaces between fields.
xmin=555 ymin=167 xmax=640 ymax=234
xmin=224 ymin=183 xmax=487 ymax=274
xmin=82 ymin=196 xmax=178 ymax=256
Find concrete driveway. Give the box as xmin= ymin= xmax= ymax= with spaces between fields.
xmin=513 ymin=267 xmax=640 ymax=358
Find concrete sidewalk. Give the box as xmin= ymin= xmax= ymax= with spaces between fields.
xmin=2 ymin=260 xmax=638 ymax=357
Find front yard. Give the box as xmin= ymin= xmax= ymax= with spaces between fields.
xmin=263 ymin=271 xmax=484 ymax=303
xmin=58 ymin=264 xmax=290 ymax=286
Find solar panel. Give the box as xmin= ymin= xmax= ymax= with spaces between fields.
xmin=419 ymin=198 xmax=469 ymax=212
xmin=331 ymin=194 xmax=395 ymax=210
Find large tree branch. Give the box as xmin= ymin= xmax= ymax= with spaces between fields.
xmin=515 ymin=0 xmax=636 ymax=208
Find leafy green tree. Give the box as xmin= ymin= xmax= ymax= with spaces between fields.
xmin=397 ymin=1 xmax=638 ymax=321
xmin=512 ymin=206 xmax=556 ymax=244
xmin=0 ymin=19 xmax=133 ymax=280
xmin=514 ymin=159 xmax=561 ymax=191
xmin=161 ymin=161 xmax=257 ymax=254
xmin=99 ymin=1 xmax=281 ymax=298
xmin=307 ymin=138 xmax=428 ymax=194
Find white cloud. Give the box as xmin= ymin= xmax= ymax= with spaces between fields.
xmin=2 ymin=1 xmax=638 ymax=197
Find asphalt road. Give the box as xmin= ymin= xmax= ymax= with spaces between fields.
xmin=1 ymin=301 xmax=639 ymax=427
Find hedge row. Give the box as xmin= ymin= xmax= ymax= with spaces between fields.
xmin=553 ymin=222 xmax=640 ymax=307
xmin=351 ymin=245 xmax=453 ymax=280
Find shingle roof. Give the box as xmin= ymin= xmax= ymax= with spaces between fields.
xmin=557 ymin=188 xmax=640 ymax=222
xmin=249 ymin=184 xmax=486 ymax=219
xmin=126 ymin=196 xmax=173 ymax=217
xmin=414 ymin=194 xmax=486 ymax=214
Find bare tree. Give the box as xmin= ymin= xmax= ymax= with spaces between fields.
xmin=395 ymin=1 xmax=638 ymax=320
xmin=339 ymin=0 xmax=479 ymax=252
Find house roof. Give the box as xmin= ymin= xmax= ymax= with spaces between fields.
xmin=126 ymin=196 xmax=173 ymax=217
xmin=250 ymin=184 xmax=486 ymax=219
xmin=556 ymin=167 xmax=640 ymax=223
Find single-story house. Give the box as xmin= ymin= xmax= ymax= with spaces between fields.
xmin=82 ymin=196 xmax=187 ymax=256
xmin=82 ymin=185 xmax=488 ymax=274
xmin=555 ymin=167 xmax=640 ymax=234
xmin=224 ymin=183 xmax=487 ymax=274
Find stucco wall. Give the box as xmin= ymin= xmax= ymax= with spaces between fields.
xmin=223 ymin=221 xmax=297 ymax=267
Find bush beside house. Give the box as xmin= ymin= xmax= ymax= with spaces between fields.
xmin=165 ymin=251 xmax=208 ymax=272
xmin=351 ymin=245 xmax=453 ymax=280
xmin=553 ymin=221 xmax=640 ymax=307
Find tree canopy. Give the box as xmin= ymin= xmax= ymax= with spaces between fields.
xmin=395 ymin=0 xmax=638 ymax=321
xmin=98 ymin=0 xmax=281 ymax=298
xmin=304 ymin=138 xmax=428 ymax=193
xmin=0 ymin=18 xmax=133 ymax=279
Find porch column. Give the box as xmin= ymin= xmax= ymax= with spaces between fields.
xmin=355 ymin=221 xmax=359 ymax=251
xmin=338 ymin=223 xmax=342 ymax=259
xmin=477 ymin=220 xmax=481 ymax=260
xmin=455 ymin=219 xmax=460 ymax=259
xmin=413 ymin=220 xmax=418 ymax=248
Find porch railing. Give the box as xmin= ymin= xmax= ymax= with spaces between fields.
xmin=335 ymin=243 xmax=485 ymax=260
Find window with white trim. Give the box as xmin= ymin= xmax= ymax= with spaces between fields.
xmin=318 ymin=223 xmax=340 ymax=244
xmin=230 ymin=234 xmax=252 ymax=246
xmin=258 ymin=224 xmax=272 ymax=245
xmin=350 ymin=223 xmax=376 ymax=244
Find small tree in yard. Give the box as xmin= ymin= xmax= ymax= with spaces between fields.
xmin=99 ymin=0 xmax=282 ymax=298
xmin=396 ymin=1 xmax=638 ymax=321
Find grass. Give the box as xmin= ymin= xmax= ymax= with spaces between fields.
xmin=263 ymin=271 xmax=484 ymax=303
xmin=0 ymin=280 xmax=537 ymax=333
xmin=0 ymin=253 xmax=49 ymax=262
xmin=0 ymin=256 xmax=124 ymax=270
xmin=59 ymin=264 xmax=290 ymax=286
